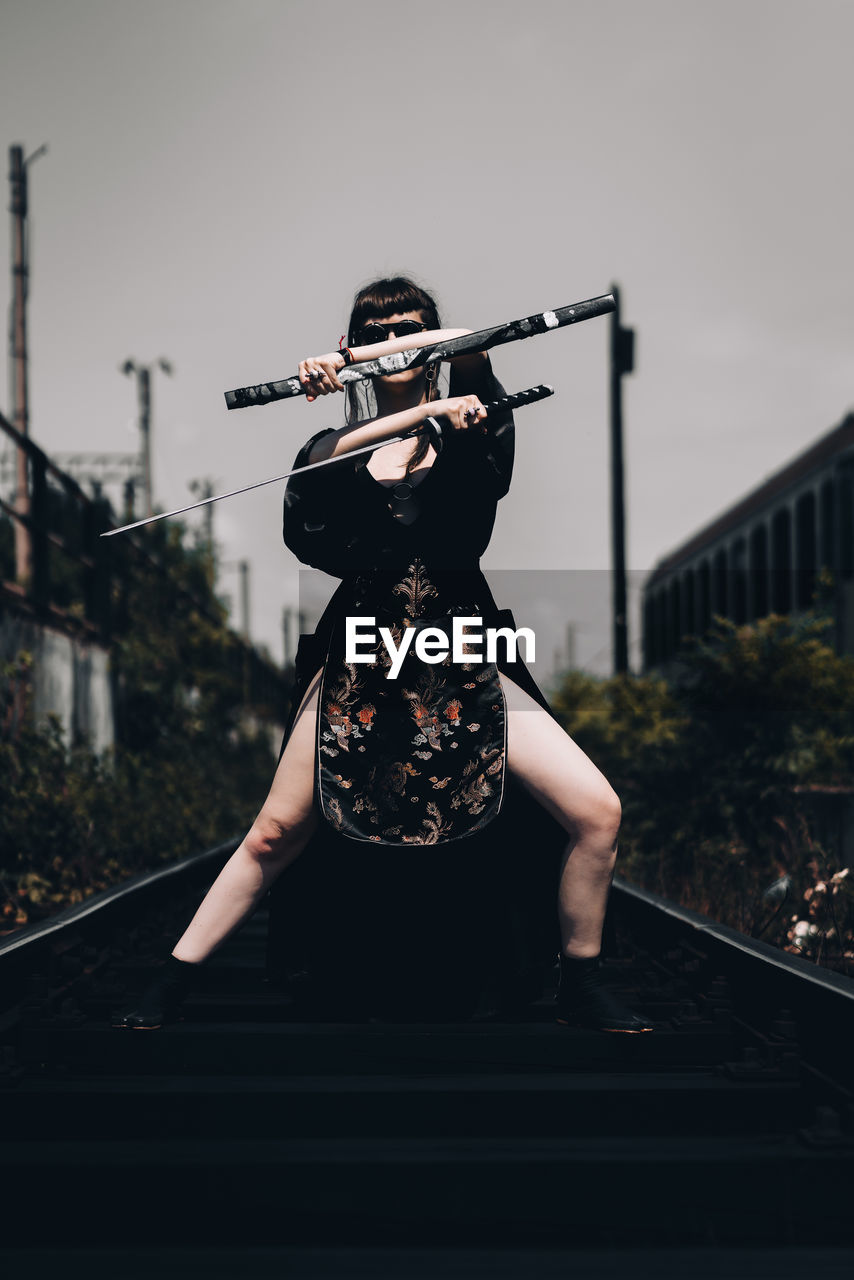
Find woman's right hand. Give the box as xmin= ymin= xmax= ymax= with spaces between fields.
xmin=298 ymin=353 xmax=347 ymax=402
xmin=431 ymin=395 xmax=488 ymax=433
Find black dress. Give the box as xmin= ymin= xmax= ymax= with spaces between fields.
xmin=265 ymin=360 xmax=565 ymax=1014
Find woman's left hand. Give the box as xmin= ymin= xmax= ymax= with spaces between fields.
xmin=298 ymin=352 xmax=347 ymax=402
xmin=432 ymin=394 xmax=488 ymax=433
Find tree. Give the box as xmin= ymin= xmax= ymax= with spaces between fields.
xmin=0 ymin=521 xmax=285 ymax=932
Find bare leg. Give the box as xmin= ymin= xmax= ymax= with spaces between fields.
xmin=501 ymin=673 xmax=622 ymax=960
xmin=171 ymin=670 xmax=323 ymax=964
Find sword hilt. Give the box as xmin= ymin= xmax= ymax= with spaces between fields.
xmin=482 ymin=383 xmax=554 ymax=414
xmin=418 ymin=383 xmax=554 ymax=451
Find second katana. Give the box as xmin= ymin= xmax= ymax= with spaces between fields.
xmin=101 ymin=384 xmax=554 ymax=538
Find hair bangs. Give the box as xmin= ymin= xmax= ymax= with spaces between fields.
xmin=348 ymin=276 xmax=440 ymax=344
xmin=344 ymin=275 xmax=444 ymax=437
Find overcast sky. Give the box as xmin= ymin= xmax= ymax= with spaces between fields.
xmin=1 ymin=0 xmax=851 ymax=676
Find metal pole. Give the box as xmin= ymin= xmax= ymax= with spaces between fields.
xmin=9 ymin=145 xmax=30 ymax=583
xmin=239 ymin=559 xmax=250 ymax=641
xmin=121 ymin=358 xmax=171 ymax=520
xmin=282 ymin=605 xmax=293 ymax=665
xmin=609 ymin=283 xmax=635 ymax=676
xmin=188 ymin=479 xmax=216 ymax=554
xmin=566 ymin=623 xmax=576 ymax=670
xmin=203 ymin=495 xmax=213 ymax=555
xmin=123 ymin=476 xmax=136 ymax=522
xmin=139 ymin=367 xmax=152 ymax=518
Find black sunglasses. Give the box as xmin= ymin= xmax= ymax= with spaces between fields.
xmin=357 ymin=320 xmax=428 ymax=345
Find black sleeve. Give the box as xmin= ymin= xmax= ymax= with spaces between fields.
xmin=282 ymin=427 xmax=350 ymax=574
xmin=447 ymin=357 xmax=515 ymax=499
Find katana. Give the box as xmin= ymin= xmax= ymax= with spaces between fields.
xmin=224 ymin=293 xmax=614 ymax=409
xmin=100 ymin=384 xmax=554 ymax=538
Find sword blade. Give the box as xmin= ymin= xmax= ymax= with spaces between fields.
xmin=100 ymin=384 xmax=554 ymax=537
xmin=99 ymin=435 xmax=412 ymax=537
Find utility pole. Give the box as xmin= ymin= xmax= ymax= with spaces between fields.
xmin=238 ymin=559 xmax=250 ymax=642
xmin=222 ymin=558 xmax=251 ymax=641
xmin=609 ymin=283 xmax=635 ymax=676
xmin=566 ymin=623 xmax=576 ymax=670
xmin=120 ymin=358 xmax=173 ymax=517
xmin=282 ymin=605 xmax=295 ymax=665
xmin=188 ymin=477 xmax=216 ymax=555
xmin=123 ymin=475 xmax=136 ymax=522
xmin=8 ymin=142 xmax=46 ymax=584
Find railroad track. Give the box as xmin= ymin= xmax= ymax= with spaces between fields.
xmin=1 ymin=842 xmax=853 ymax=1278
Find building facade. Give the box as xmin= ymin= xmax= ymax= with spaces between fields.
xmin=643 ymin=413 xmax=854 ymax=668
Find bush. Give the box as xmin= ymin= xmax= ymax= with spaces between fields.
xmin=0 ymin=652 xmax=279 ymax=931
xmin=551 ymin=614 xmax=854 ymax=973
xmin=0 ymin=518 xmax=286 ymax=933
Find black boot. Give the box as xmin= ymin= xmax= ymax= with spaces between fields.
xmin=555 ymin=953 xmax=654 ymax=1033
xmin=112 ymin=954 xmax=202 ymax=1029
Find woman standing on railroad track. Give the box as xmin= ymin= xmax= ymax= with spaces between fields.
xmin=113 ymin=275 xmax=653 ymax=1035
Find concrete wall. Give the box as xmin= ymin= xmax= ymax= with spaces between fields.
xmin=0 ymin=612 xmax=114 ymax=753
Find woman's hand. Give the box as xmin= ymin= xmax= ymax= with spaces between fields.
xmin=431 ymin=394 xmax=488 ymax=433
xmin=298 ymin=352 xmax=347 ymax=402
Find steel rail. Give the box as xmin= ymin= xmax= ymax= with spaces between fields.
xmin=0 ymin=838 xmax=239 ymax=972
xmin=613 ymin=875 xmax=854 ymax=1004
xmin=3 ymin=852 xmax=852 ymax=1012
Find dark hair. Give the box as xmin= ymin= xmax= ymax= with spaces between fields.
xmin=345 ymin=275 xmax=441 ymax=477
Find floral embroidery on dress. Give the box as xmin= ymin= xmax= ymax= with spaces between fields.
xmin=403 ymin=668 xmax=453 ymax=751
xmin=393 ymin=559 xmax=439 ymax=617
xmin=317 ymin=558 xmax=505 ymax=844
xmin=402 ymin=801 xmax=454 ymax=845
xmin=357 ymin=704 xmax=376 ymax=729
xmin=321 ymin=664 xmax=366 ymax=754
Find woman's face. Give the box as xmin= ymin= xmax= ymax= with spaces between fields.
xmin=360 ymin=310 xmax=430 ymax=392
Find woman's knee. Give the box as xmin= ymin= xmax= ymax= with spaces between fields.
xmin=604 ymin=786 xmax=622 ymax=837
xmin=593 ymin=783 xmax=621 ymax=840
xmin=568 ymin=783 xmax=622 ymax=846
